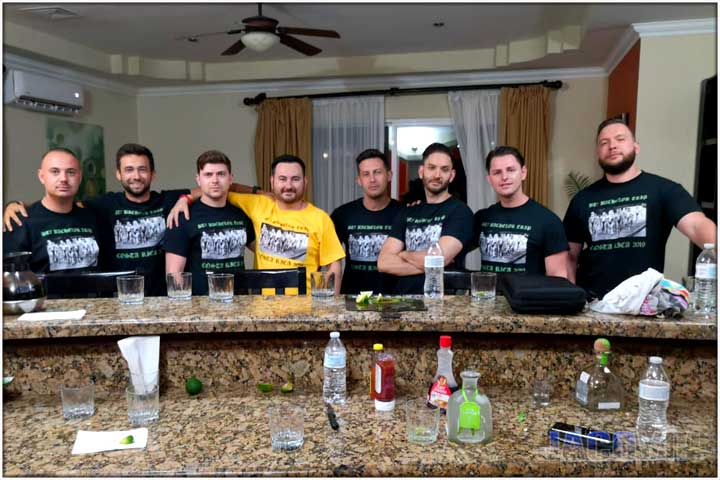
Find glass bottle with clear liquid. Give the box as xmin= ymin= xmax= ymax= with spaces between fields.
xmin=575 ymin=338 xmax=624 ymax=411
xmin=446 ymin=370 xmax=493 ymax=444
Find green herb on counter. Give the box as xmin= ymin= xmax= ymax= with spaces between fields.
xmin=517 ymin=411 xmax=526 ymax=423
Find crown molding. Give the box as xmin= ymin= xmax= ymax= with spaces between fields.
xmin=632 ymin=18 xmax=716 ymax=38
xmin=3 ymin=52 xmax=137 ymax=96
xmin=604 ymin=27 xmax=640 ymax=74
xmin=135 ymin=67 xmax=607 ymax=97
xmin=3 ymin=52 xmax=606 ymax=98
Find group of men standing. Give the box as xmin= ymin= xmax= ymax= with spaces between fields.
xmin=4 ymin=117 xmax=716 ymax=300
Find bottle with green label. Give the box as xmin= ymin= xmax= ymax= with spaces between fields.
xmin=446 ymin=370 xmax=493 ymax=444
xmin=575 ymin=337 xmax=624 ymax=411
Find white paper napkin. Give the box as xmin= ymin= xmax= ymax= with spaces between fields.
xmin=118 ymin=336 xmax=160 ymax=394
xmin=71 ymin=428 xmax=148 ymax=454
xmin=17 ymin=309 xmax=86 ymax=321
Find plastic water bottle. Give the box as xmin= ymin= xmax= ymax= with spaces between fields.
xmin=323 ymin=331 xmax=346 ymax=404
xmin=424 ymin=241 xmax=444 ymax=299
xmin=693 ymin=243 xmax=716 ymax=316
xmin=636 ymin=356 xmax=671 ymax=443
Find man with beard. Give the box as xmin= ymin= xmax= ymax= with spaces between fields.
xmin=563 ymin=117 xmax=716 ymax=299
xmin=330 ymin=149 xmax=403 ymax=294
xmin=5 ymin=143 xmax=190 ymax=295
xmin=3 ymin=148 xmax=100 ymax=273
xmin=168 ymin=154 xmax=345 ymax=295
xmin=378 ymin=143 xmax=473 ymax=294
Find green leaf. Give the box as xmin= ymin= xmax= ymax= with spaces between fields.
xmin=564 ymin=171 xmax=594 ymax=199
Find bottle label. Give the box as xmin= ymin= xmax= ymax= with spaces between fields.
xmin=427 ymin=377 xmax=452 ymax=409
xmin=639 ymin=381 xmax=670 ymax=401
xmin=696 ymin=264 xmax=717 ymax=279
xmin=374 ymin=364 xmax=382 ymax=394
xmin=458 ymin=388 xmax=481 ymax=431
xmin=424 ymin=255 xmax=444 ymax=268
xmin=324 ymin=352 xmax=346 ymax=369
xmin=598 ymin=402 xmax=620 ymax=410
xmin=575 ymin=372 xmax=589 ymax=404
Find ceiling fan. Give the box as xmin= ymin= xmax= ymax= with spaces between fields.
xmin=211 ymin=3 xmax=340 ymax=56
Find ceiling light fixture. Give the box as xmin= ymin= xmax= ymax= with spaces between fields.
xmin=240 ymin=31 xmax=279 ymax=52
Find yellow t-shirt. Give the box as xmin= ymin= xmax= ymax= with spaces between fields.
xmin=227 ymin=193 xmax=345 ymax=294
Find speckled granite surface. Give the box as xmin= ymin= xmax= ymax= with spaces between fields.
xmin=3 ymin=296 xmax=716 ymax=340
xmin=4 ymin=332 xmax=716 ymax=399
xmin=2 ymin=387 xmax=716 ymax=477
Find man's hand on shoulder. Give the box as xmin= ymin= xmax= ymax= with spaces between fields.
xmin=166 ymin=196 xmax=191 ymax=229
xmin=3 ymin=201 xmax=27 ymax=232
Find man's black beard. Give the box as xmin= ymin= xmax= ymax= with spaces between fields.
xmin=123 ymin=183 xmax=150 ymax=199
xmin=599 ymin=151 xmax=635 ymax=175
xmin=423 ymin=179 xmax=450 ymax=195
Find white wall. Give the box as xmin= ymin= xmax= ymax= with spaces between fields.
xmin=3 ymin=87 xmax=138 ymax=203
xmin=635 ymin=32 xmax=716 ymax=281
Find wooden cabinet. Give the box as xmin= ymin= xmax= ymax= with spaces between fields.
xmin=689 ymin=75 xmax=717 ymax=275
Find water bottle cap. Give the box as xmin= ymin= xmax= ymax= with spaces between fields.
xmin=439 ymin=335 xmax=452 ymax=348
xmin=330 ymin=331 xmax=340 ymax=339
xmin=373 ymin=343 xmax=383 ymax=351
xmin=649 ymin=356 xmax=663 ymax=364
xmin=703 ymin=243 xmax=714 ymax=249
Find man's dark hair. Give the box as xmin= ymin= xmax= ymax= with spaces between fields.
xmin=485 ymin=146 xmax=525 ymax=172
xmin=271 ymin=154 xmax=306 ymax=176
xmin=596 ymin=116 xmax=634 ymax=140
xmin=116 ymin=143 xmax=155 ymax=171
xmin=196 ymin=150 xmax=232 ymax=173
xmin=355 ymin=148 xmax=389 ymax=172
xmin=42 ymin=147 xmax=78 ymax=162
xmin=421 ymin=142 xmax=453 ymax=162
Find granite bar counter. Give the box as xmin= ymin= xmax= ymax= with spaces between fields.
xmin=3 ymin=296 xmax=717 ymax=340
xmin=3 ymin=387 xmax=716 ymax=477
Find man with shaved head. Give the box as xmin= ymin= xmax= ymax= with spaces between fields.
xmin=3 ymin=148 xmax=101 ymax=273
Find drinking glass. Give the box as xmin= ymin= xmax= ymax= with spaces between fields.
xmin=471 ymin=272 xmax=496 ymax=301
xmin=60 ymin=382 xmax=95 ymax=420
xmin=126 ymin=384 xmax=160 ymax=425
xmin=208 ymin=273 xmax=234 ymax=303
xmin=310 ymin=271 xmax=334 ymax=300
xmin=532 ymin=378 xmax=553 ymax=407
xmin=166 ymin=272 xmax=192 ymax=300
xmin=268 ymin=404 xmax=304 ymax=451
xmin=405 ymin=398 xmax=440 ymax=444
xmin=117 ymin=275 xmax=144 ymax=305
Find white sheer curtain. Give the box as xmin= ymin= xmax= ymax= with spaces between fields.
xmin=312 ymin=96 xmax=385 ymax=213
xmin=448 ymin=90 xmax=500 ymax=270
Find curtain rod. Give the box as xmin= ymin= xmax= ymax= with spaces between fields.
xmin=242 ymin=79 xmax=562 ymax=106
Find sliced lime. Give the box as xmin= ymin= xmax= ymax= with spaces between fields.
xmin=280 ymin=381 xmax=294 ymax=393
xmin=257 ymin=382 xmax=273 ymax=393
xmin=119 ymin=435 xmax=134 ymax=445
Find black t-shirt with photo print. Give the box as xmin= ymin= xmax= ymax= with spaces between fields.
xmin=563 ymin=171 xmax=702 ymax=299
xmin=3 ymin=201 xmax=100 ymax=274
xmin=83 ymin=189 xmax=189 ymax=296
xmin=331 ymin=198 xmax=403 ymax=294
xmin=472 ymin=198 xmax=568 ymax=275
xmin=386 ymin=196 xmax=474 ymax=294
xmin=164 ymin=201 xmax=255 ymax=295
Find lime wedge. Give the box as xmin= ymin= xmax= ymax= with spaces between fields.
xmin=119 ymin=435 xmax=134 ymax=445
xmin=280 ymin=381 xmax=294 ymax=393
xmin=356 ymin=291 xmax=373 ymax=304
xmin=257 ymin=382 xmax=273 ymax=393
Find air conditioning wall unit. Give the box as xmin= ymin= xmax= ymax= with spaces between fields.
xmin=3 ymin=69 xmax=84 ymax=115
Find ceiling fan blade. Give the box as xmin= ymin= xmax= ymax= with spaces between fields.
xmin=277 ymin=26 xmax=340 ymax=38
xmin=279 ymin=34 xmax=321 ymax=56
xmin=221 ymin=39 xmax=247 ymax=56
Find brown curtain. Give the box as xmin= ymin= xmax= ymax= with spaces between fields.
xmin=498 ymin=85 xmax=550 ymax=206
xmin=254 ymin=98 xmax=313 ymax=201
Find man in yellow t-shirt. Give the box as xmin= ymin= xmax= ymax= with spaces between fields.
xmin=168 ymin=155 xmax=344 ymax=294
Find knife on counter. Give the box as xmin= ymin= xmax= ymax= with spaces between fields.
xmin=325 ymin=402 xmax=340 ymax=430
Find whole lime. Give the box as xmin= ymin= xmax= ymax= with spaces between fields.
xmin=185 ymin=376 xmax=203 ymax=395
